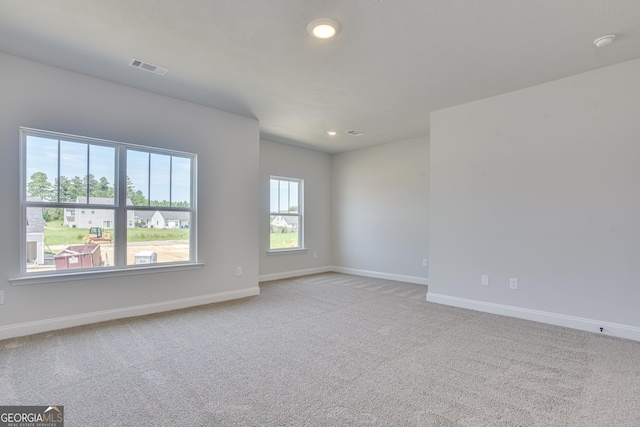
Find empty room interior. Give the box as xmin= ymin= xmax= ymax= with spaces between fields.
xmin=1 ymin=1 xmax=640 ymax=425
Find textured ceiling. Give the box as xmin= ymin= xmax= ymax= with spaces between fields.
xmin=1 ymin=1 xmax=639 ymax=153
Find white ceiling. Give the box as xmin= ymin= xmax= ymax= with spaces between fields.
xmin=1 ymin=1 xmax=639 ymax=153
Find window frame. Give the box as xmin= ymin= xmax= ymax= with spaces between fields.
xmin=14 ymin=127 xmax=200 ymax=283
xmin=268 ymin=175 xmax=304 ymax=253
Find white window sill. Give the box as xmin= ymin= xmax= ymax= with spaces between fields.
xmin=267 ymin=248 xmax=308 ymax=255
xmin=9 ymin=262 xmax=204 ymax=286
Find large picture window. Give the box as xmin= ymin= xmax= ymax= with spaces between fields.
xmin=269 ymin=176 xmax=303 ymax=251
xmin=20 ymin=128 xmax=197 ymax=276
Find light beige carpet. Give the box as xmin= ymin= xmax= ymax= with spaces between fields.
xmin=1 ymin=273 xmax=640 ymax=426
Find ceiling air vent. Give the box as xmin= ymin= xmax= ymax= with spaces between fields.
xmin=346 ymin=130 xmax=365 ymax=136
xmin=129 ymin=58 xmax=168 ymax=76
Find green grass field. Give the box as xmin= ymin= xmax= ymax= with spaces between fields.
xmin=45 ymin=222 xmax=292 ymax=250
xmin=44 ymin=221 xmax=189 ymax=246
xmin=270 ymin=232 xmax=299 ymax=249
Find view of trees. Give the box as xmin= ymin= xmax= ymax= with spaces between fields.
xmin=27 ymin=172 xmax=189 ymax=222
xmin=27 ymin=172 xmax=114 ymax=201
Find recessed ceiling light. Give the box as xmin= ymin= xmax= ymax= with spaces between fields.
xmin=593 ymin=34 xmax=616 ymax=48
xmin=307 ymin=18 xmax=341 ymax=39
xmin=327 ymin=131 xmax=337 ymax=136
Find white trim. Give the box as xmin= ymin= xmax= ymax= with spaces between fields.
xmin=10 ymin=263 xmax=204 ymax=286
xmin=0 ymin=286 xmax=260 ymax=341
xmin=266 ymin=248 xmax=308 ymax=255
xmin=259 ymin=266 xmax=428 ymax=285
xmin=259 ymin=266 xmax=332 ymax=282
xmin=426 ymin=293 xmax=640 ymax=342
xmin=331 ymin=266 xmax=428 ymax=285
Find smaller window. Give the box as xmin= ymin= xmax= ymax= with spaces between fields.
xmin=269 ymin=176 xmax=303 ymax=251
xmin=80 ymin=210 xmax=85 ymax=214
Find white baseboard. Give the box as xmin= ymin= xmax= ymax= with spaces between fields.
xmin=427 ymin=293 xmax=640 ymax=342
xmin=331 ymin=266 xmax=428 ymax=286
xmin=0 ymin=287 xmax=260 ymax=341
xmin=259 ymin=266 xmax=332 ymax=282
xmin=259 ymin=266 xmax=428 ymax=285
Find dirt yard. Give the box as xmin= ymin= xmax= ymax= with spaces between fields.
xmin=33 ymin=240 xmax=189 ymax=272
xmin=120 ymin=240 xmax=189 ymax=265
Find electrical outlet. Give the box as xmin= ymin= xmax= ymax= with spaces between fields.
xmin=0 ymin=290 xmax=4 ymax=304
xmin=422 ymin=259 xmax=428 ymax=267
xmin=509 ymin=278 xmax=518 ymax=290
xmin=481 ymin=275 xmax=489 ymax=286
xmin=236 ymin=267 xmax=243 ymax=276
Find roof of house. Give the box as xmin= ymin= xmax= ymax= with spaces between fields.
xmin=156 ymin=211 xmax=191 ymax=221
xmin=272 ymin=215 xmax=299 ymax=226
xmin=134 ymin=211 xmax=155 ymax=220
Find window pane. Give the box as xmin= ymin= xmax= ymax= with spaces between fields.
xmin=127 ymin=210 xmax=190 ymax=265
xmin=89 ymin=145 xmax=115 ymax=204
xmin=172 ymin=156 xmax=191 ymax=207
xmin=278 ymin=180 xmax=289 ymax=212
xmin=269 ymin=214 xmax=299 ymax=249
xmin=289 ymin=181 xmax=299 ymax=212
xmin=25 ymin=136 xmax=58 ymax=202
xmin=27 ymin=208 xmax=115 ymax=273
xmin=126 ymin=150 xmax=150 ymax=206
xmin=269 ymin=179 xmax=279 ymax=212
xmin=150 ymin=154 xmax=171 ymax=206
xmin=60 ymin=141 xmax=88 ymax=203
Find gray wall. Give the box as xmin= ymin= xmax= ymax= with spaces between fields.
xmin=0 ymin=53 xmax=260 ymax=337
xmin=259 ymin=139 xmax=332 ymax=280
xmin=429 ymin=58 xmax=640 ymax=335
xmin=331 ymin=136 xmax=430 ymax=283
